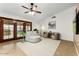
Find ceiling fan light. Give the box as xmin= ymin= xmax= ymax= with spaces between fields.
xmin=29 ymin=11 xmax=35 ymax=15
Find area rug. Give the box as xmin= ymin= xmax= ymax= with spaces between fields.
xmin=17 ymin=37 xmax=60 ymax=56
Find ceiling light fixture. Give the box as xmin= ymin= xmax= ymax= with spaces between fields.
xmin=29 ymin=11 xmax=35 ymax=15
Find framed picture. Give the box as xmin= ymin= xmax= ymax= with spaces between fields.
xmin=48 ymin=21 xmax=56 ymax=29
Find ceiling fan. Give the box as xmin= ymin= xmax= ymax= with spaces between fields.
xmin=22 ymin=3 xmax=42 ymax=15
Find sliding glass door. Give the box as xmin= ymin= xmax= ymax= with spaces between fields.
xmin=0 ymin=17 xmax=32 ymax=43
xmin=3 ymin=20 xmax=14 ymax=40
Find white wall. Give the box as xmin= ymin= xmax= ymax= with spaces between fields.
xmin=40 ymin=6 xmax=76 ymax=41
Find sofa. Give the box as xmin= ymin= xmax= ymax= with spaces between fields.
xmin=43 ymin=31 xmax=60 ymax=40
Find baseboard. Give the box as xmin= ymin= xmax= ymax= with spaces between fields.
xmin=61 ymin=39 xmax=73 ymax=42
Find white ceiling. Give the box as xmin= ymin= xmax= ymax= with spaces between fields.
xmin=0 ymin=3 xmax=76 ymax=22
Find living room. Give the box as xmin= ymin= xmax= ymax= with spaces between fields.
xmin=0 ymin=3 xmax=78 ymax=56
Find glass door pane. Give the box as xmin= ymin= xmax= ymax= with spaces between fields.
xmin=17 ymin=22 xmax=23 ymax=37
xmin=3 ymin=24 xmax=9 ymax=39
xmin=3 ymin=24 xmax=14 ymax=40
xmin=20 ymin=25 xmax=23 ymax=37
xmin=17 ymin=25 xmax=21 ymax=37
xmin=3 ymin=19 xmax=14 ymax=40
xmin=8 ymin=24 xmax=14 ymax=38
xmin=26 ymin=23 xmax=31 ymax=31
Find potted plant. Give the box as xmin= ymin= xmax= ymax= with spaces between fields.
xmin=18 ymin=31 xmax=26 ymax=42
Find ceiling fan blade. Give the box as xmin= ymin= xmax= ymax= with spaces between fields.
xmin=22 ymin=6 xmax=29 ymax=10
xmin=34 ymin=11 xmax=42 ymax=13
xmin=24 ymin=11 xmax=29 ymax=13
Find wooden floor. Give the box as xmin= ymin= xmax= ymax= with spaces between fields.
xmin=74 ymin=35 xmax=79 ymax=54
xmin=0 ymin=40 xmax=77 ymax=56
xmin=0 ymin=40 xmax=26 ymax=56
xmin=54 ymin=40 xmax=77 ymax=56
